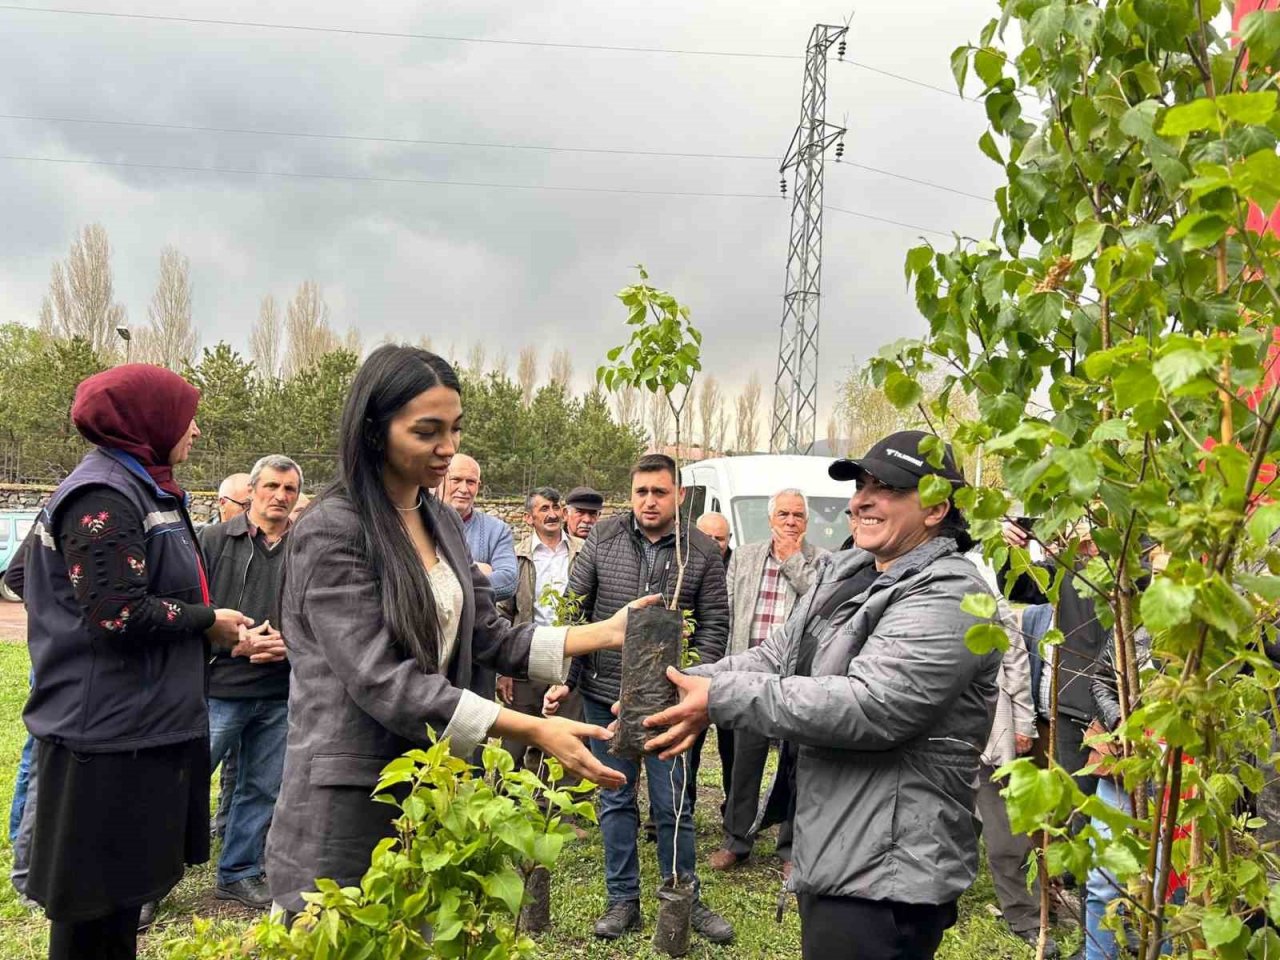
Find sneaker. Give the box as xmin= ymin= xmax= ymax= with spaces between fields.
xmin=707 ymin=848 xmax=749 ymax=871
xmin=215 ymin=875 xmax=273 ymax=910
xmin=594 ymin=899 xmax=642 ymax=939
xmin=691 ymin=900 xmax=734 ymax=944
xmin=1014 ymin=929 xmax=1059 ymax=958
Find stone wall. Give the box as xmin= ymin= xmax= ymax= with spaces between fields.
xmin=0 ymin=484 xmax=623 ymax=532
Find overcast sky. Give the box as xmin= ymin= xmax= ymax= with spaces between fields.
xmin=0 ymin=0 xmax=1004 ymax=425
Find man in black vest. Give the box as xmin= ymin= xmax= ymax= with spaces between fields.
xmin=198 ymin=455 xmax=300 ymax=908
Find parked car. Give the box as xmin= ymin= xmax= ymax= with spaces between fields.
xmin=0 ymin=510 xmax=38 ymax=602
xmin=679 ymin=455 xmax=851 ymax=552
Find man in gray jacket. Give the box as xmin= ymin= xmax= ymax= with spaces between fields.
xmin=709 ymin=488 xmax=825 ymax=873
xmin=643 ymin=431 xmax=1001 ymax=960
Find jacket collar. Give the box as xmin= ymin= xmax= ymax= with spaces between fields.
xmin=628 ymin=511 xmax=678 ymax=548
xmin=515 ymin=530 xmax=582 ymax=559
xmin=99 ymin=448 xmax=185 ymax=506
xmin=824 ymin=535 xmax=962 ymax=591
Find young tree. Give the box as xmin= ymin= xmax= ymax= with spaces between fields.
xmin=250 ymin=295 xmax=283 ymax=378
xmin=548 ymin=348 xmax=573 ymax=390
xmin=648 ymin=390 xmax=673 ymax=449
xmin=874 ymin=3 xmax=1280 ymax=956
xmin=698 ymin=375 xmax=722 ymax=454
xmin=43 ymin=224 xmax=128 ymax=360
xmin=734 ymin=373 xmax=762 ymax=452
xmin=466 ymin=341 xmax=488 ymax=379
xmin=145 ymin=246 xmax=198 ymax=371
xmin=282 ymin=280 xmax=337 ymax=377
xmin=516 ymin=346 xmax=539 ymax=406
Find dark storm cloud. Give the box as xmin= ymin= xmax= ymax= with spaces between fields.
xmin=0 ymin=0 xmax=1003 ymax=413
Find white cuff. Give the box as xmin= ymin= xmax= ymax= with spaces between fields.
xmin=527 ymin=626 xmax=571 ymax=685
xmin=442 ymin=689 xmax=502 ymax=758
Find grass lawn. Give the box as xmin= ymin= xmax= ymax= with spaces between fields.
xmin=0 ymin=639 xmax=1080 ymax=958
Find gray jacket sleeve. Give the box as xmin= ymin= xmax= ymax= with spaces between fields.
xmin=704 ymin=571 xmax=985 ymax=751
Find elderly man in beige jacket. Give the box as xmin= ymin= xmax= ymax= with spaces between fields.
xmin=708 ymin=488 xmax=826 ymax=873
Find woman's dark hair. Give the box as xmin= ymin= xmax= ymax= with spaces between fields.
xmin=938 ymin=498 xmax=975 ymax=553
xmin=333 ymin=344 xmax=462 ymax=672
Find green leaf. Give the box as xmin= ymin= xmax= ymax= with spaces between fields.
xmin=1113 ymin=363 xmax=1160 ymax=409
xmin=1070 ymin=220 xmax=1104 ymax=261
xmin=350 ymin=904 xmax=389 ymax=929
xmin=949 ymin=45 xmax=970 ymax=93
xmin=1237 ymin=573 xmax=1280 ymax=601
xmin=1242 ymin=10 xmax=1280 ymax=66
xmin=1248 ymin=503 xmax=1280 ymax=547
xmin=1216 ymin=91 xmax=1278 ymax=125
xmin=481 ymin=866 xmax=526 ymax=918
xmin=1153 ymin=348 xmax=1216 ymax=391
xmin=974 ymin=47 xmax=1003 ymax=88
xmin=1158 ymin=99 xmax=1219 ymax=136
xmin=904 ymin=244 xmax=933 ymax=283
xmin=978 ymin=130 xmax=1004 ymax=165
xmin=964 ymin=622 xmax=1009 ymax=655
xmin=1096 ymin=843 xmax=1141 ymax=877
xmin=1202 ymin=909 xmax=1246 ymax=949
xmin=918 ymin=473 xmax=952 ymax=508
xmin=960 ymin=592 xmax=998 ymax=619
xmin=1140 ymin=577 xmax=1196 ymax=631
xmin=1029 ymin=0 xmax=1065 ymax=47
xmin=1025 ymin=291 xmax=1064 ymax=335
xmin=884 ymin=371 xmax=923 ymax=409
xmin=1169 ymin=212 xmax=1227 ymax=250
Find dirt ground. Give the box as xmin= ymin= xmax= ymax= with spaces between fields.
xmin=0 ymin=602 xmax=25 ymax=643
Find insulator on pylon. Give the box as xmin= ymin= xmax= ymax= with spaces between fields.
xmin=780 ymin=177 xmax=788 ymax=196
xmin=835 ymin=139 xmax=844 ymax=160
xmin=837 ymin=39 xmax=846 ymax=60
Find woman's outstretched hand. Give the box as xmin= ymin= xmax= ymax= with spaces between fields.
xmin=533 ymin=716 xmax=626 ymax=790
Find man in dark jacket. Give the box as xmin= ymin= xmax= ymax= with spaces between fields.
xmin=197 ymin=455 xmax=300 ymax=909
xmin=544 ymin=453 xmax=734 ymax=944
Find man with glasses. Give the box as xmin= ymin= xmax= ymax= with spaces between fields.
xmin=215 ymin=473 xmax=252 ymax=524
xmin=708 ymin=489 xmax=825 ymax=876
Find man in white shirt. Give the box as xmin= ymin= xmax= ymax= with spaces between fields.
xmin=497 ymin=487 xmax=585 ymax=767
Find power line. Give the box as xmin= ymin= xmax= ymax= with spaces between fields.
xmin=0 ymin=112 xmax=995 ymax=202
xmin=0 ymin=4 xmax=802 ymax=59
xmin=0 ymin=152 xmax=965 ymax=236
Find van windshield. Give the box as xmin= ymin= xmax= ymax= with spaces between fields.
xmin=731 ymin=496 xmax=851 ymax=552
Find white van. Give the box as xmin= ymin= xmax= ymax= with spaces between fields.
xmin=679 ymin=455 xmax=853 ymax=552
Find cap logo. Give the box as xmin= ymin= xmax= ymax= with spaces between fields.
xmin=885 ymin=448 xmax=925 ymax=467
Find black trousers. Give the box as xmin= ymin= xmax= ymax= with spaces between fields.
xmin=798 ymin=895 xmax=957 ymax=960
xmin=724 ymin=730 xmax=793 ymax=858
xmin=49 ymin=906 xmax=142 ymax=960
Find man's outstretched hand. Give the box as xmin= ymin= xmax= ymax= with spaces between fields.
xmin=641 ymin=667 xmax=712 ymax=761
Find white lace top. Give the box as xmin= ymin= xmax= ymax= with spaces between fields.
xmin=427 ymin=558 xmax=464 ymax=670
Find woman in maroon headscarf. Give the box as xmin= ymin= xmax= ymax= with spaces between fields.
xmin=21 ymin=365 xmax=251 ymax=960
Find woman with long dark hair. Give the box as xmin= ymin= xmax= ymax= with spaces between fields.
xmin=21 ymin=365 xmax=253 ymax=960
xmin=267 ymin=345 xmax=643 ymax=911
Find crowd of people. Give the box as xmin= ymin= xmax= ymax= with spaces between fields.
xmin=0 ymin=344 xmax=1152 ymax=960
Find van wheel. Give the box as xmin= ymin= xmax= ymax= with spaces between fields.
xmin=0 ymin=580 xmax=19 ymax=603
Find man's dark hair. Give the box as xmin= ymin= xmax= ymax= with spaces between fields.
xmin=630 ymin=453 xmax=678 ymax=486
xmin=524 ymin=486 xmax=561 ymax=513
xmin=328 ymin=344 xmax=462 ymax=674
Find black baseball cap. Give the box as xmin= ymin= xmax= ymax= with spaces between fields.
xmin=564 ymin=486 xmax=604 ymax=510
xmin=829 ymin=430 xmax=966 ymax=489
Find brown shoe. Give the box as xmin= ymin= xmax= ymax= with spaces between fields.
xmin=708 ymin=848 xmax=748 ymax=871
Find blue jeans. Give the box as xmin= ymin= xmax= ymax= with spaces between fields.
xmin=209 ymin=697 xmax=288 ymax=886
xmin=583 ymin=696 xmax=698 ymax=903
xmin=8 ymin=733 xmax=33 ymax=844
xmin=1085 ymin=777 xmax=1136 ymax=960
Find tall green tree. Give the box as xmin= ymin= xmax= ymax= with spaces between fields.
xmin=873 ymin=1 xmax=1280 ymax=955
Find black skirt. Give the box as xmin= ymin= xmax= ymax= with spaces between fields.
xmin=26 ymin=737 xmax=211 ymax=922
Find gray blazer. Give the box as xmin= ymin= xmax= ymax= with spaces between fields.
xmin=726 ymin=539 xmax=826 ymax=657
xmin=265 ymin=492 xmax=568 ymax=911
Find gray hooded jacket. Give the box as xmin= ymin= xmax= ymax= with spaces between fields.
xmin=688 ymin=536 xmax=1000 ymax=904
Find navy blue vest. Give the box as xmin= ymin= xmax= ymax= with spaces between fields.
xmin=24 ymin=448 xmax=210 ymax=752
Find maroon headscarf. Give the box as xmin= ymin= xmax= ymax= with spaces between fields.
xmin=71 ymin=365 xmax=201 ymax=498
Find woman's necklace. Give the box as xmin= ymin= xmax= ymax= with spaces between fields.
xmin=395 ymin=491 xmax=426 ymax=512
